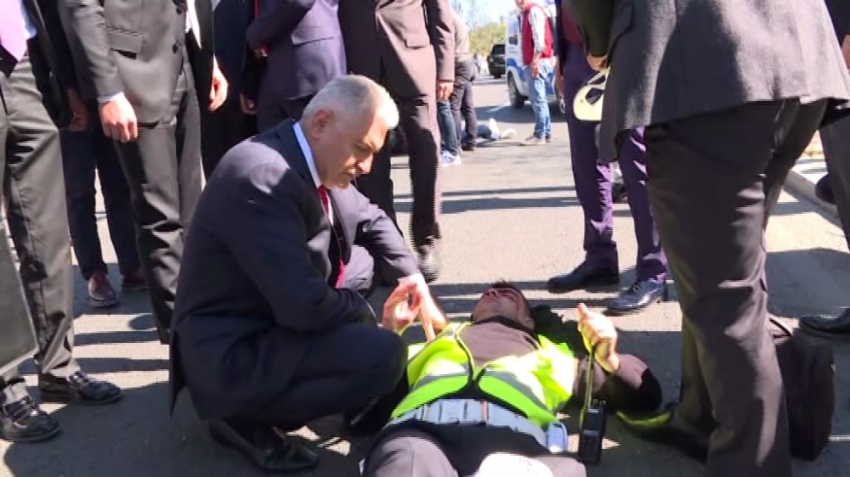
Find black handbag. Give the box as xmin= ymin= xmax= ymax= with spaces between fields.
xmin=0 ymin=226 xmax=37 ymax=377
xmin=770 ymin=317 xmax=835 ymax=460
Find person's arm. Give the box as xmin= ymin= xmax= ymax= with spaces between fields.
xmin=425 ymin=0 xmax=455 ymax=84
xmin=574 ymin=354 xmax=662 ymax=413
xmin=528 ymin=6 xmax=547 ymax=65
xmin=221 ymin=161 xmax=375 ymax=333
xmin=567 ymin=0 xmax=613 ymax=58
xmin=59 ymin=0 xmax=123 ymax=101
xmin=245 ymin=0 xmax=315 ymax=50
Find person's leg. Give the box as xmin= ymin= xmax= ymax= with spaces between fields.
xmin=248 ymin=322 xmax=407 ymax=428
xmin=59 ymin=125 xmax=105 ymax=282
xmin=644 ymin=99 xmax=825 ymax=477
xmin=448 ymin=64 xmax=470 ymax=152
xmin=91 ymin=110 xmax=142 ymax=280
xmin=525 ymin=67 xmax=549 ymax=141
xmin=280 ymin=95 xmax=313 ymax=123
xmin=436 ymin=100 xmax=459 ymax=155
xmin=364 ymin=427 xmax=458 ymax=477
xmin=200 ymin=96 xmax=249 ymax=178
xmin=459 ymin=65 xmax=478 ymax=150
xmin=819 ymin=116 xmax=850 ymax=251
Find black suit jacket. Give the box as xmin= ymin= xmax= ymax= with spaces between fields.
xmin=169 ymin=119 xmax=419 ymax=418
xmin=0 ymin=0 xmax=76 ymax=127
xmin=58 ymin=0 xmax=214 ymax=123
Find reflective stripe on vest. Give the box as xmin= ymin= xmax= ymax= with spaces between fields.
xmin=392 ymin=323 xmax=576 ymax=427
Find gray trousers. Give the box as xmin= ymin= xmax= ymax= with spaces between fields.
xmin=645 ymin=99 xmax=827 ymax=477
xmin=0 ymin=54 xmax=78 ymax=404
xmin=820 ymin=115 xmax=850 ymax=251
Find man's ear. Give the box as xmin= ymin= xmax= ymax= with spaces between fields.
xmin=308 ymin=109 xmax=333 ymax=137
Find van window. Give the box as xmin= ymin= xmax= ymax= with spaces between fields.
xmin=491 ymin=44 xmax=505 ymax=55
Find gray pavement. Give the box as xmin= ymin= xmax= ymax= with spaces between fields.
xmin=2 ymin=77 xmax=849 ymax=477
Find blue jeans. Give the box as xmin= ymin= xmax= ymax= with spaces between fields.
xmin=525 ymin=60 xmax=552 ymax=139
xmin=436 ymin=100 xmax=459 ymax=155
xmin=60 ymin=106 xmax=140 ymax=280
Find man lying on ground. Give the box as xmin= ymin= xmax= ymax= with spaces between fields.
xmin=358 ymin=281 xmax=662 ymax=477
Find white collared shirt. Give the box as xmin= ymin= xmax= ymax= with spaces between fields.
xmin=185 ymin=0 xmax=202 ymax=47
xmin=293 ymin=122 xmax=334 ymax=224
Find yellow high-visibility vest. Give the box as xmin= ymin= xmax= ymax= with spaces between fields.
xmin=392 ymin=323 xmax=577 ymax=427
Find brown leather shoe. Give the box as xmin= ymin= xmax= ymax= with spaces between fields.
xmin=39 ymin=371 xmax=123 ymax=406
xmin=121 ymin=267 xmax=147 ymax=291
xmin=88 ymin=272 xmax=118 ymax=308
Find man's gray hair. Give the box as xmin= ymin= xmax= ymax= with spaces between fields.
xmin=302 ymin=75 xmax=399 ymax=130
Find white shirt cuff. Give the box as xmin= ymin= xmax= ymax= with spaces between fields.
xmin=97 ymin=92 xmax=125 ymax=104
xmin=398 ymin=273 xmax=427 ymax=288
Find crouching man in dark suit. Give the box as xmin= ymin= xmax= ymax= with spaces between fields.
xmin=170 ymin=75 xmax=443 ymax=473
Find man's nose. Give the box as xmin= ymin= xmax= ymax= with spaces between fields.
xmin=358 ymin=156 xmax=373 ymax=174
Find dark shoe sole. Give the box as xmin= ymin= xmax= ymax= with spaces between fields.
xmin=0 ymin=425 xmax=61 ymax=443
xmin=39 ymin=389 xmax=124 ymax=406
xmin=88 ymin=296 xmax=119 ymax=308
xmin=547 ymin=275 xmax=620 ymax=294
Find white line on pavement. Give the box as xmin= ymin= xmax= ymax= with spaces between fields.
xmin=487 ymin=104 xmax=510 ymax=113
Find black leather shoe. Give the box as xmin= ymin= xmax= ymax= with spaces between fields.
xmin=617 ymin=403 xmax=710 ymax=463
xmin=417 ymin=246 xmax=441 ymax=283
xmin=39 ymin=371 xmax=123 ymax=406
xmin=209 ymin=419 xmax=319 ymax=473
xmin=800 ymin=308 xmax=850 ymax=339
xmin=461 ymin=142 xmax=476 ymax=152
xmin=0 ymin=396 xmax=60 ymax=443
xmin=547 ymin=262 xmax=619 ymax=294
xmin=606 ymin=279 xmax=667 ymax=315
xmin=815 ymin=174 xmax=835 ymax=205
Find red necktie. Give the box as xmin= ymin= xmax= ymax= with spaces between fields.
xmin=318 ymin=186 xmax=345 ymax=288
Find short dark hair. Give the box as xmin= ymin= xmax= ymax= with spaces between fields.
xmin=487 ymin=280 xmax=532 ymax=315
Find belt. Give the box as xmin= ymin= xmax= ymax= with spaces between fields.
xmin=387 ymin=399 xmax=548 ymax=448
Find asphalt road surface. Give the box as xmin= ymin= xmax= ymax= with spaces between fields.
xmin=3 ymin=77 xmax=849 ymax=477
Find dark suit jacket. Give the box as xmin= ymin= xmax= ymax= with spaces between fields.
xmin=246 ymin=0 xmax=345 ymax=103
xmin=567 ymin=0 xmax=850 ymax=161
xmin=826 ymin=0 xmax=850 ymax=41
xmin=170 ymin=119 xmax=419 ymax=418
xmin=2 ymin=0 xmax=76 ymax=127
xmin=338 ymin=0 xmax=454 ymax=98
xmin=58 ymin=0 xmax=214 ymax=123
xmin=211 ymin=0 xmax=250 ymax=99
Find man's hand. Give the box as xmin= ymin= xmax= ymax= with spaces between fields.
xmin=99 ymin=94 xmax=138 ymax=143
xmin=577 ymin=303 xmax=621 ymax=373
xmin=381 ymin=282 xmax=422 ymax=334
xmin=240 ymin=94 xmax=257 ymax=115
xmin=66 ymin=89 xmax=89 ymax=132
xmin=437 ymin=80 xmax=453 ymax=101
xmin=587 ymin=54 xmax=608 ymax=72
xmin=842 ymin=35 xmax=850 ymax=69
xmin=530 ymin=60 xmax=540 ymax=78
xmin=554 ymin=66 xmax=564 ymax=97
xmin=209 ymin=58 xmax=229 ymax=112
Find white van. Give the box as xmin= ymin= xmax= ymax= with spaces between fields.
xmin=504 ymin=2 xmax=565 ymax=114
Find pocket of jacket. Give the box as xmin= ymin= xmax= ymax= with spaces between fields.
xmin=292 ymin=26 xmax=337 ymax=46
xmin=404 ymin=32 xmax=431 ymax=49
xmin=107 ymin=28 xmax=144 ymax=55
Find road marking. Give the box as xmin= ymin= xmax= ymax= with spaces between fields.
xmin=487 ymin=104 xmax=510 ymax=113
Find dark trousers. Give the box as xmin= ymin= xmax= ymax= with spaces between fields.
xmin=820 ymin=115 xmax=850 ymax=251
xmin=234 ymin=247 xmax=404 ymax=429
xmin=365 ymin=426 xmax=586 ymax=477
xmin=460 ymin=74 xmax=476 ymax=145
xmin=60 ymin=107 xmax=140 ymax=280
xmin=356 ymin=65 xmax=441 ymax=250
xmin=257 ymin=92 xmax=312 ymax=132
xmin=200 ymin=95 xmax=256 ymax=179
xmin=645 ymin=99 xmax=827 ymax=477
xmin=562 ymin=43 xmax=666 ymax=281
xmin=449 ymin=59 xmax=477 ymax=148
xmin=0 ymin=54 xmax=78 ymax=404
xmin=113 ymin=55 xmax=202 ymax=344
xmin=436 ymin=100 xmax=459 ymax=155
